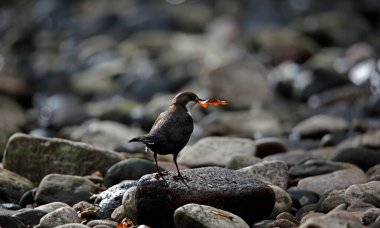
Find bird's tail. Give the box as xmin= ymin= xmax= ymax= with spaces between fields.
xmin=128 ymin=137 xmax=141 ymax=143
xmin=128 ymin=136 xmax=153 ymax=145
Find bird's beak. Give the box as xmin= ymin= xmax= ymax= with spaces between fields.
xmin=195 ymin=97 xmax=208 ymax=108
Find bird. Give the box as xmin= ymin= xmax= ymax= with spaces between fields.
xmin=129 ymin=91 xmax=206 ymax=179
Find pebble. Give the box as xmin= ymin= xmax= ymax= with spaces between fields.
xmin=297 ymin=167 xmax=368 ymax=195
xmin=287 ymin=188 xmax=319 ymax=209
xmin=103 ymin=158 xmax=157 ymax=187
xmin=345 ymin=181 xmax=380 ymax=207
xmin=35 ymin=174 xmax=100 ymax=206
xmin=317 ymin=189 xmax=346 ymax=213
xmin=226 ymin=155 xmax=262 ymax=170
xmin=289 ymin=160 xmax=355 ymax=179
xmin=238 ymin=160 xmax=289 ymax=189
xmin=0 ymin=168 xmax=34 ymax=203
xmin=131 ymin=167 xmax=275 ymax=227
xmin=362 ymin=207 xmax=380 ymax=226
xmin=56 ymin=224 xmax=90 ymax=228
xmin=35 ymin=202 xmax=71 ymax=214
xmin=367 ymin=164 xmax=380 ymax=181
xmin=12 ymin=208 xmax=46 ymax=227
xmin=292 ymin=114 xmax=349 ymax=138
xmin=3 ymin=133 xmax=123 ymax=183
xmin=39 ymin=207 xmax=81 ymax=228
xmin=269 ymin=185 xmax=292 ymax=218
xmin=338 ymin=130 xmax=380 ymax=149
xmin=330 ymin=147 xmax=380 ymax=171
xmin=174 ymin=203 xmax=249 ymax=228
xmin=299 ymin=210 xmax=364 ymax=228
xmin=254 ymin=137 xmax=287 ymax=158
xmin=86 ymin=220 xmax=118 ymax=228
xmin=264 ymin=150 xmax=316 ymax=167
xmin=178 ymin=136 xmax=256 ymax=167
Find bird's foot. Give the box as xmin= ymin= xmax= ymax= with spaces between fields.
xmin=155 ymin=171 xmax=169 ymax=179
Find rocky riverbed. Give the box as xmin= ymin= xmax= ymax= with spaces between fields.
xmin=1 ymin=0 xmax=380 ymax=227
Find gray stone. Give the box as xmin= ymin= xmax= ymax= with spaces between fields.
xmin=289 ymin=160 xmax=355 ymax=178
xmin=178 ymin=136 xmax=256 ymax=167
xmin=264 ymin=150 xmax=317 ymax=167
xmin=104 ymin=159 xmax=157 ymax=187
xmin=0 ymin=168 xmax=34 ymax=203
xmin=345 ymin=181 xmax=380 ymax=207
xmin=362 ymin=208 xmax=380 ymax=226
xmin=270 ymin=219 xmax=298 ymax=228
xmin=61 ymin=119 xmax=145 ymax=151
xmin=35 ymin=202 xmax=70 ymax=214
xmin=299 ymin=211 xmax=364 ymax=228
xmin=110 ymin=205 xmax=125 ymax=223
xmin=297 ymin=168 xmax=368 ymax=195
xmin=39 ymin=207 xmax=81 ymax=228
xmin=238 ymin=160 xmax=288 ymax=189
xmin=122 ymin=186 xmax=138 ymax=224
xmin=226 ymin=155 xmax=262 ymax=170
xmin=133 ymin=167 xmax=274 ymax=227
xmin=12 ymin=209 xmax=46 ymax=227
xmin=56 ymin=224 xmax=90 ymax=228
xmin=292 ymin=114 xmax=349 ymax=138
xmin=94 ymin=180 xmax=137 ymax=219
xmin=330 ymin=147 xmax=380 ymax=171
xmin=287 ymin=188 xmax=319 ymax=209
xmin=86 ymin=220 xmax=118 ymax=227
xmin=276 ymin=212 xmax=299 ymax=226
xmin=338 ymin=130 xmax=380 ymax=149
xmin=367 ymin=164 xmax=380 ymax=181
xmin=269 ymin=185 xmax=292 ymax=218
xmin=35 ymin=174 xmax=100 ymax=206
xmin=174 ymin=203 xmax=249 ymax=228
xmin=3 ymin=133 xmax=123 ymax=183
xmin=317 ymin=189 xmax=346 ymax=213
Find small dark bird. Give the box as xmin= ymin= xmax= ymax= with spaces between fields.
xmin=129 ymin=91 xmax=206 ymax=179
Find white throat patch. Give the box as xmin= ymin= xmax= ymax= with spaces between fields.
xmin=185 ymin=101 xmax=197 ymax=116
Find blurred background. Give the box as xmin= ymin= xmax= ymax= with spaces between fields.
xmin=1 ymin=0 xmax=380 ymax=154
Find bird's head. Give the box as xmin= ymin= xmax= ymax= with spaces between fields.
xmin=171 ymin=91 xmax=205 ymax=111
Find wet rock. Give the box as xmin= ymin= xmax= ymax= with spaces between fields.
xmin=289 ymin=160 xmax=355 ymax=178
xmin=174 ymin=203 xmax=249 ymax=228
xmin=238 ymin=160 xmax=288 ymax=189
xmin=37 ymin=94 xmax=89 ymax=129
xmin=203 ymin=56 xmax=273 ymax=109
xmin=362 ymin=207 xmax=380 ymax=226
xmin=133 ymin=167 xmax=275 ymax=227
xmin=226 ymin=155 xmax=262 ymax=170
xmin=299 ymin=211 xmax=363 ymax=228
xmin=104 ymin=159 xmax=157 ymax=187
xmin=345 ymin=181 xmax=380 ymax=207
xmin=269 ymin=185 xmax=292 ymax=218
xmin=0 ymin=168 xmax=34 ymax=203
xmin=61 ymin=119 xmax=145 ymax=151
xmin=0 ymin=95 xmax=26 ymax=156
xmin=178 ymin=137 xmax=256 ymax=167
xmin=338 ymin=130 xmax=380 ymax=149
xmin=330 ymin=147 xmax=380 ymax=171
xmin=94 ymin=180 xmax=137 ymax=219
xmin=3 ymin=133 xmax=123 ymax=183
xmin=254 ymin=137 xmax=287 ymax=158
xmin=292 ymin=114 xmax=349 ymax=138
xmin=217 ymin=110 xmax=283 ymax=137
xmin=39 ymin=207 xmax=81 ymax=228
xmin=35 ymin=202 xmax=70 ymax=214
xmin=264 ymin=150 xmax=316 ymax=167
xmin=12 ymin=208 xmax=46 ymax=227
xmin=86 ymin=220 xmax=118 ymax=227
xmin=122 ymin=186 xmax=138 ymax=224
xmin=35 ymin=174 xmax=100 ymax=206
xmin=0 ymin=215 xmax=25 ymax=228
xmin=297 ymin=168 xmax=368 ymax=195
xmin=317 ymin=189 xmax=346 ymax=213
xmin=367 ymin=164 xmax=380 ymax=181
xmin=287 ymin=188 xmax=319 ymax=209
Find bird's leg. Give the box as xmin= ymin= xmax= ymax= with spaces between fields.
xmin=173 ymin=154 xmax=189 ymax=180
xmin=153 ymin=152 xmax=169 ymax=178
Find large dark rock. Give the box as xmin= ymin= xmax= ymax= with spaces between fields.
xmin=3 ymin=133 xmax=123 ymax=183
xmin=330 ymin=147 xmax=380 ymax=171
xmin=134 ymin=167 xmax=275 ymax=227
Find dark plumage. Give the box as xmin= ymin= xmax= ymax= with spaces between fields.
xmin=129 ymin=91 xmax=204 ymax=179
